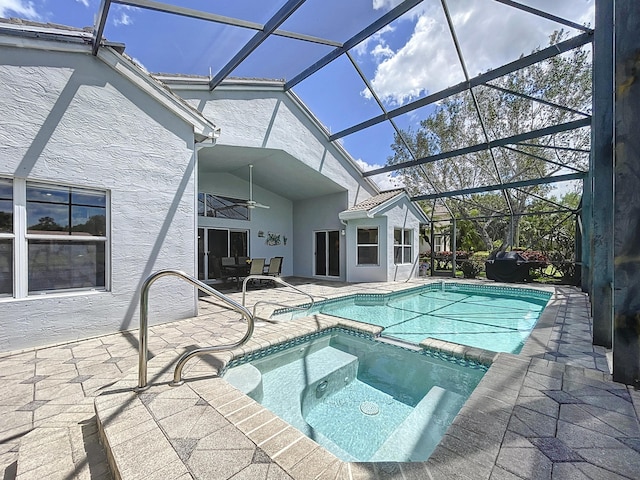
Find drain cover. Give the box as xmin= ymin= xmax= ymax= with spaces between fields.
xmin=359 ymin=401 xmax=380 ymax=416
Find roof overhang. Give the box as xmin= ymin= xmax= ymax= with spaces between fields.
xmin=339 ymin=190 xmax=430 ymax=222
xmin=156 ymin=74 xmax=381 ymax=196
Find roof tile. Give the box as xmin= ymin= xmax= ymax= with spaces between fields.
xmin=345 ymin=189 xmax=405 ymax=213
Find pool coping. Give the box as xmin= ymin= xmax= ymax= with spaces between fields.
xmin=94 ymin=282 xmax=587 ymax=480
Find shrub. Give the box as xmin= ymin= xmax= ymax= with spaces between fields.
xmin=520 ymin=250 xmax=549 ymax=265
xmin=434 ymin=250 xmax=470 ymax=260
xmin=460 ymin=260 xmax=483 ymax=279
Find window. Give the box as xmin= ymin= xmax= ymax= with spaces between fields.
xmin=0 ymin=178 xmax=13 ymax=296
xmin=1 ymin=179 xmax=109 ymax=298
xmin=434 ymin=234 xmax=449 ymax=252
xmin=26 ymin=182 xmax=107 ymax=293
xmin=394 ymin=228 xmax=413 ymax=264
xmin=357 ymin=227 xmax=378 ymax=265
xmin=198 ymin=193 xmax=248 ymax=220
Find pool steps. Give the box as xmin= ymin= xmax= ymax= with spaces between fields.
xmin=241 ymin=345 xmax=361 ymax=462
xmin=223 ymin=363 xmax=263 ymax=399
xmin=370 ymin=386 xmax=465 ymax=461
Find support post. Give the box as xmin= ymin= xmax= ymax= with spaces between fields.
xmin=451 ymin=218 xmax=457 ymax=278
xmin=580 ymin=178 xmax=591 ymax=291
xmin=430 ymin=221 xmax=435 ymax=276
xmin=591 ymin=0 xmax=614 ymax=348
xmin=613 ymin=0 xmax=640 ymax=386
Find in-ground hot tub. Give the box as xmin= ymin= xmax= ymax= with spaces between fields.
xmin=223 ymin=329 xmax=487 ymax=462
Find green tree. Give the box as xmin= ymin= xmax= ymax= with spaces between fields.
xmin=30 ymin=216 xmax=64 ymax=231
xmin=519 ymin=192 xmax=580 ymax=253
xmin=389 ymin=31 xmax=591 ymax=250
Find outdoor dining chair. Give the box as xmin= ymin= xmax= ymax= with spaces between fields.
xmin=265 ymin=257 xmax=283 ymax=277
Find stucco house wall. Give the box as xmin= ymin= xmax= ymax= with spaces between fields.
xmin=0 ymin=41 xmax=206 ymax=351
xmin=293 ymin=192 xmax=348 ymax=279
xmin=160 ymin=81 xmax=378 ymax=208
xmin=342 ymin=192 xmax=427 ymax=283
xmin=162 ymin=79 xmax=379 ymax=280
xmin=344 ymin=216 xmax=389 ymax=283
xmin=198 ymin=172 xmax=293 ymax=274
xmin=382 ymin=199 xmax=423 ymax=281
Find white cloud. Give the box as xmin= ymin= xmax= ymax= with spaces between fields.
xmin=112 ymin=4 xmax=139 ymax=27
xmin=355 ymin=159 xmax=404 ymax=191
xmin=353 ymin=24 xmax=394 ymax=57
xmin=370 ymin=43 xmax=394 ymax=60
xmin=364 ymin=12 xmax=464 ymax=106
xmin=362 ymin=0 xmax=594 ymax=107
xmin=113 ymin=12 xmax=131 ymax=27
xmin=130 ymin=56 xmax=148 ymax=73
xmin=0 ymin=0 xmax=40 ymax=19
xmin=75 ymin=0 xmax=90 ymax=7
xmin=372 ymin=0 xmax=404 ymax=10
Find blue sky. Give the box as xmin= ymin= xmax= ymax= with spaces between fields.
xmin=1 ymin=0 xmax=594 ymax=189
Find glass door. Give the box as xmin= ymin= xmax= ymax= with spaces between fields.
xmin=315 ymin=231 xmax=339 ymax=277
xmin=197 ymin=228 xmax=249 ymax=281
xmin=197 ymin=228 xmax=205 ymax=280
xmin=208 ymin=229 xmax=228 ymax=281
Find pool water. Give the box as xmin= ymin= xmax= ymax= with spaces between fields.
xmin=276 ymin=283 xmax=551 ymax=354
xmin=223 ymin=330 xmax=486 ymax=462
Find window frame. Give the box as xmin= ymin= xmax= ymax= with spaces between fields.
xmin=198 ymin=192 xmax=249 ymax=220
xmin=393 ymin=228 xmax=413 ymax=265
xmin=356 ymin=226 xmax=379 ymax=266
xmin=0 ymin=178 xmax=14 ymax=297
xmin=2 ymin=178 xmax=110 ymax=299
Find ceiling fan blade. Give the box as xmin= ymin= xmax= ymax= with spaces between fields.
xmin=246 ymin=200 xmax=270 ymax=209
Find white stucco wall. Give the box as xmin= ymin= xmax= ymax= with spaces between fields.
xmin=344 ymin=197 xmax=424 ymax=283
xmin=0 ymin=45 xmax=199 ymax=351
xmin=345 ymin=217 xmax=388 ymax=283
xmin=198 ymin=172 xmax=293 ymax=274
xmin=293 ymin=192 xmax=348 ymax=279
xmin=166 ymin=82 xmax=379 ymax=280
xmin=382 ymin=199 xmax=423 ymax=282
xmin=168 ymin=86 xmax=378 ymax=207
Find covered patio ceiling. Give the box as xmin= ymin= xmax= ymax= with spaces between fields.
xmin=197 ymin=145 xmax=349 ymax=201
xmin=88 ymin=0 xmax=594 ymax=218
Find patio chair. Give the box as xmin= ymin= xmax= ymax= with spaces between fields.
xmin=220 ymin=257 xmax=237 ymax=283
xmin=265 ymin=257 xmax=283 ymax=277
xmin=260 ymin=257 xmax=283 ymax=286
xmin=244 ymin=258 xmax=266 ymax=288
xmin=221 ymin=257 xmax=236 ymax=267
xmin=249 ymin=258 xmax=265 ymax=275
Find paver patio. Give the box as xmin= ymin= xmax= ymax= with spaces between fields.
xmin=1 ymin=278 xmax=638 ymax=479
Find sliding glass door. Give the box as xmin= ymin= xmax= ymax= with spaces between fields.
xmin=314 ymin=230 xmax=339 ymax=277
xmin=198 ymin=228 xmax=248 ymax=281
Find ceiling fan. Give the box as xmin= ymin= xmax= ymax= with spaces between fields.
xmin=244 ymin=164 xmax=270 ymax=209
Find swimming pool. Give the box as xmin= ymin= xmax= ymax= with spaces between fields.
xmin=274 ymin=283 xmax=551 ymax=354
xmin=223 ymin=329 xmax=486 ymax=462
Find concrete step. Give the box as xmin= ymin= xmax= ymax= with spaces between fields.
xmin=370 ymin=386 xmax=466 ymax=462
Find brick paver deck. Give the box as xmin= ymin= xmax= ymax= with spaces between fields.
xmin=1 ymin=278 xmax=638 ymax=479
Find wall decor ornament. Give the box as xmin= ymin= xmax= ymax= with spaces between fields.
xmin=266 ymin=232 xmax=281 ymax=246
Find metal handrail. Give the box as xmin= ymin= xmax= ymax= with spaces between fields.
xmin=137 ymin=269 xmax=254 ymax=390
xmin=241 ymin=275 xmax=316 ymax=319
